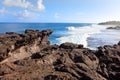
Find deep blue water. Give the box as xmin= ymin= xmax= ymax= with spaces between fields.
xmin=0 ymin=23 xmax=120 ymax=49
xmin=0 ymin=23 xmax=90 ymax=44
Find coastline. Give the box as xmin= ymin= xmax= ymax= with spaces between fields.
xmin=0 ymin=23 xmax=120 ymax=49
xmin=0 ymin=29 xmax=120 ymax=80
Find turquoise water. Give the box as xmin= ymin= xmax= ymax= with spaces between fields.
xmin=0 ymin=23 xmax=120 ymax=49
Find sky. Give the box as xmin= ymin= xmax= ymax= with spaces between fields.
xmin=0 ymin=0 xmax=120 ymax=23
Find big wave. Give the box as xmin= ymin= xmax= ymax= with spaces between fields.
xmin=57 ymin=24 xmax=113 ymax=49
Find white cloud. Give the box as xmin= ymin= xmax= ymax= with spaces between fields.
xmin=14 ymin=10 xmax=38 ymax=19
xmin=3 ymin=0 xmax=34 ymax=9
xmin=17 ymin=10 xmax=30 ymax=18
xmin=0 ymin=8 xmax=6 ymax=15
xmin=2 ymin=0 xmax=45 ymax=11
xmin=37 ymin=0 xmax=45 ymax=11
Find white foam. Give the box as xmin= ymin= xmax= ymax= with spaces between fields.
xmin=57 ymin=24 xmax=112 ymax=48
xmin=67 ymin=26 xmax=76 ymax=30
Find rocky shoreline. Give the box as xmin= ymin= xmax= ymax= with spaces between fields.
xmin=98 ymin=21 xmax=120 ymax=30
xmin=0 ymin=29 xmax=120 ymax=80
xmin=107 ymin=26 xmax=120 ymax=30
xmin=98 ymin=21 xmax=120 ymax=25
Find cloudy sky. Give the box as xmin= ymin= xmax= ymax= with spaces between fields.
xmin=0 ymin=0 xmax=120 ymax=23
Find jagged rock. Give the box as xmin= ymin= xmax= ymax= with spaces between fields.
xmin=0 ymin=29 xmax=120 ymax=80
xmin=96 ymin=45 xmax=120 ymax=80
xmin=0 ymin=29 xmax=52 ymax=62
xmin=59 ymin=42 xmax=79 ymax=49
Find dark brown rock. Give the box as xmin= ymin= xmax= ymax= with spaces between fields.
xmin=118 ymin=41 xmax=120 ymax=45
xmin=59 ymin=42 xmax=78 ymax=49
xmin=0 ymin=29 xmax=120 ymax=80
xmin=0 ymin=29 xmax=52 ymax=62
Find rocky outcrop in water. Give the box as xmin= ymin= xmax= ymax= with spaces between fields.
xmin=107 ymin=26 xmax=120 ymax=30
xmin=0 ymin=29 xmax=120 ymax=80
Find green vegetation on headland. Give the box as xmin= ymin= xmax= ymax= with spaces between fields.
xmin=98 ymin=21 xmax=120 ymax=25
xmin=98 ymin=21 xmax=120 ymax=30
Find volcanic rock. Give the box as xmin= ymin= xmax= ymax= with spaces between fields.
xmin=0 ymin=29 xmax=120 ymax=80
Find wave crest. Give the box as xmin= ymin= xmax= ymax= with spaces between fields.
xmin=67 ymin=26 xmax=76 ymax=30
xmin=57 ymin=24 xmax=111 ymax=48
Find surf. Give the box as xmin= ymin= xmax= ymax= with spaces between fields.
xmin=57 ymin=24 xmax=113 ymax=49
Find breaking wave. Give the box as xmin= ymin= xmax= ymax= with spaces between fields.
xmin=67 ymin=26 xmax=76 ymax=30
xmin=57 ymin=24 xmax=117 ymax=49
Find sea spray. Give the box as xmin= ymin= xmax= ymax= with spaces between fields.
xmin=0 ymin=23 xmax=120 ymax=49
xmin=57 ymin=24 xmax=113 ymax=49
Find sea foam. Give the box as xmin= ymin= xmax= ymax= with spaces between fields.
xmin=67 ymin=26 xmax=76 ymax=30
xmin=57 ymin=24 xmax=112 ymax=48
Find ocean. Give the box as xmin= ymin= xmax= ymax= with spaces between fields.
xmin=0 ymin=23 xmax=120 ymax=49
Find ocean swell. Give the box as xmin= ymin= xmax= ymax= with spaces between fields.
xmin=57 ymin=24 xmax=113 ymax=49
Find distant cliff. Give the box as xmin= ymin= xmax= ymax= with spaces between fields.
xmin=98 ymin=21 xmax=120 ymax=25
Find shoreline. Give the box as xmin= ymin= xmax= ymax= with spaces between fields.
xmin=0 ymin=29 xmax=120 ymax=80
xmin=1 ymin=23 xmax=120 ymax=49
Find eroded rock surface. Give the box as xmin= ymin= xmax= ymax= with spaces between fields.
xmin=0 ymin=29 xmax=120 ymax=80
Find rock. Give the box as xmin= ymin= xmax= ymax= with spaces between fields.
xmin=107 ymin=26 xmax=120 ymax=30
xmin=118 ymin=41 xmax=120 ymax=45
xmin=25 ymin=29 xmax=39 ymax=34
xmin=6 ymin=32 xmax=17 ymax=35
xmin=0 ymin=29 xmax=52 ymax=62
xmin=78 ymin=44 xmax=84 ymax=48
xmin=41 ymin=29 xmax=53 ymax=35
xmin=0 ymin=29 xmax=120 ymax=80
xmin=59 ymin=42 xmax=78 ymax=49
xmin=96 ymin=45 xmax=120 ymax=80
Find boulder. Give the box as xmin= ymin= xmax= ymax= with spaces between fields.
xmin=59 ymin=42 xmax=78 ymax=49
